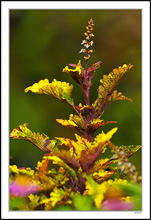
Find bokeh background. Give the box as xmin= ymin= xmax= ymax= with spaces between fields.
xmin=10 ymin=10 xmax=141 ymax=174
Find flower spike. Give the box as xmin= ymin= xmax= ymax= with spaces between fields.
xmin=79 ymin=18 xmax=95 ymax=60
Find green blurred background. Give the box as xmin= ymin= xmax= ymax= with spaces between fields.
xmin=10 ymin=10 xmax=141 ymax=174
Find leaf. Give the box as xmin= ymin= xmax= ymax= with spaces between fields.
xmin=107 ymin=90 xmax=132 ymax=103
xmin=55 ymin=205 xmax=72 ymax=211
xmin=56 ymin=118 xmax=78 ymax=129
xmin=56 ymin=134 xmax=89 ymax=158
xmin=94 ymin=127 xmax=118 ymax=152
xmin=87 ymin=119 xmax=117 ymax=131
xmin=92 ymin=169 xmax=117 ymax=184
xmin=56 ymin=128 xmax=118 ymax=161
xmin=69 ymin=114 xmax=86 ymax=130
xmin=56 ymin=128 xmax=118 ymax=165
xmin=73 ymin=134 xmax=91 ymax=155
xmin=57 ymin=114 xmax=117 ymax=135
xmin=40 ymin=187 xmax=67 ymax=208
xmin=74 ymin=103 xmax=94 ymax=114
xmin=79 ymin=104 xmax=94 ymax=111
xmin=49 ymin=187 xmax=66 ymax=207
xmin=115 ymin=145 xmax=142 ymax=159
xmin=89 ymin=158 xmax=116 ymax=174
xmin=56 ymin=150 xmax=80 ymax=170
xmin=36 ymin=158 xmax=49 ymax=173
xmin=10 ymin=123 xmax=59 ymax=152
xmin=63 ymin=92 xmax=74 ymax=105
xmin=120 ymin=182 xmax=141 ymax=196
xmin=87 ymin=61 xmax=102 ymax=79
xmin=56 ymin=113 xmax=86 ymax=133
xmin=84 ymin=175 xmax=107 ymax=209
xmin=9 ymin=165 xmax=35 ymax=176
xmin=84 ymin=175 xmax=99 ymax=195
xmin=55 ymin=137 xmax=72 ymax=149
xmin=72 ymin=194 xmax=96 ymax=210
xmin=63 ymin=60 xmax=84 ymax=84
xmin=93 ymin=64 xmax=133 ymax=112
xmin=28 ymin=194 xmax=40 ymax=209
xmin=99 ymin=64 xmax=133 ymax=94
xmin=10 ymin=197 xmax=28 ymax=210
xmin=43 ymin=155 xmax=77 ymax=179
xmin=25 ymin=78 xmax=74 ymax=105
xmin=24 ymin=78 xmax=50 ymax=94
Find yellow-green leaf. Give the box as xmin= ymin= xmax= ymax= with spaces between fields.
xmin=56 ymin=128 xmax=118 ymax=160
xmin=56 ymin=119 xmax=78 ymax=129
xmin=63 ymin=60 xmax=84 ymax=84
xmin=56 ymin=113 xmax=86 ymax=133
xmin=92 ymin=169 xmax=116 ymax=184
xmin=84 ymin=175 xmax=107 ymax=209
xmin=107 ymin=90 xmax=132 ymax=103
xmin=25 ymin=78 xmax=74 ymax=105
xmin=87 ymin=119 xmax=117 ymax=131
xmin=93 ymin=64 xmax=133 ymax=112
xmin=10 ymin=123 xmax=58 ymax=152
xmin=94 ymin=127 xmax=118 ymax=146
xmin=43 ymin=155 xmax=77 ymax=179
xmin=115 ymin=145 xmax=142 ymax=159
xmin=56 ymin=150 xmax=80 ymax=170
xmin=100 ymin=64 xmax=133 ymax=93
xmin=50 ymin=187 xmax=66 ymax=207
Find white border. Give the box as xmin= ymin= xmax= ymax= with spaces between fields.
xmin=1 ymin=1 xmax=150 ymax=9
xmin=1 ymin=1 xmax=150 ymax=219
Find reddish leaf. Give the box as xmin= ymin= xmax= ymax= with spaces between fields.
xmin=57 ymin=150 xmax=80 ymax=170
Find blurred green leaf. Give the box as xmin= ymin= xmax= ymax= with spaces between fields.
xmin=120 ymin=182 xmax=141 ymax=196
xmin=10 ymin=197 xmax=28 ymax=210
xmin=72 ymin=194 xmax=97 ymax=210
xmin=120 ymin=183 xmax=142 ymax=210
xmin=55 ymin=205 xmax=72 ymax=211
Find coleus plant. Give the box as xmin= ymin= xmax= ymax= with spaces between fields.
xmin=10 ymin=18 xmax=141 ymax=211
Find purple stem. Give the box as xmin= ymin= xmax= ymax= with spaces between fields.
xmin=84 ymin=48 xmax=91 ymax=123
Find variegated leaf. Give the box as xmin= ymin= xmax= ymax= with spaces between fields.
xmin=43 ymin=155 xmax=77 ymax=179
xmin=56 ymin=113 xmax=86 ymax=133
xmin=25 ymin=78 xmax=74 ymax=105
xmin=93 ymin=64 xmax=133 ymax=113
xmin=115 ymin=145 xmax=142 ymax=159
xmin=92 ymin=169 xmax=116 ymax=184
xmin=63 ymin=60 xmax=84 ymax=84
xmin=87 ymin=119 xmax=117 ymax=131
xmin=107 ymin=90 xmax=132 ymax=103
xmin=10 ymin=123 xmax=59 ymax=152
xmin=99 ymin=64 xmax=133 ymax=94
xmin=56 ymin=150 xmax=80 ymax=170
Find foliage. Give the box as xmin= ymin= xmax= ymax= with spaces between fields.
xmin=10 ymin=18 xmax=141 ymax=211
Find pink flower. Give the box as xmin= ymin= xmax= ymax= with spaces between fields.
xmin=10 ymin=175 xmax=40 ymax=197
xmin=101 ymin=198 xmax=134 ymax=211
